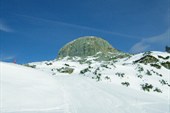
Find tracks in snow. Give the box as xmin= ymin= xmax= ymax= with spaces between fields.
xmin=55 ymin=75 xmax=168 ymax=113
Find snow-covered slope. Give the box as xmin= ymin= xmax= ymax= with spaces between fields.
xmin=0 ymin=62 xmax=66 ymax=113
xmin=1 ymin=51 xmax=170 ymax=113
xmin=28 ymin=51 xmax=170 ymax=98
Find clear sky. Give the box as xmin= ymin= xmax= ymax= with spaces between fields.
xmin=0 ymin=0 xmax=170 ymax=64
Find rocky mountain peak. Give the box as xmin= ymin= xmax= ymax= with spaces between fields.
xmin=57 ymin=36 xmax=121 ymax=59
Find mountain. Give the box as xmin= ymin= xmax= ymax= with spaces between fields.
xmin=57 ymin=36 xmax=129 ymax=61
xmin=1 ymin=36 xmax=170 ymax=113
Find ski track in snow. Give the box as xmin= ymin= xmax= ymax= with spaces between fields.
xmin=58 ymin=79 xmax=78 ymax=113
xmin=53 ymin=75 xmax=169 ymax=113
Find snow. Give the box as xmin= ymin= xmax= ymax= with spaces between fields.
xmin=28 ymin=51 xmax=170 ymax=99
xmin=1 ymin=60 xmax=170 ymax=113
xmin=121 ymin=51 xmax=170 ymax=64
xmin=0 ymin=62 xmax=65 ymax=113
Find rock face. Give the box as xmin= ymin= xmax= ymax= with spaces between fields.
xmin=58 ymin=36 xmax=120 ymax=58
xmin=134 ymin=55 xmax=159 ymax=64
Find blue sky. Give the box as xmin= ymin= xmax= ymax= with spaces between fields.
xmin=0 ymin=0 xmax=170 ymax=64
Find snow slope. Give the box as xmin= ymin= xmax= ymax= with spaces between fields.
xmin=0 ymin=61 xmax=170 ymax=113
xmin=28 ymin=51 xmax=170 ymax=98
xmin=0 ymin=62 xmax=66 ymax=113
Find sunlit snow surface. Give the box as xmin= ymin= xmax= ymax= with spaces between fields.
xmin=1 ymin=51 xmax=170 ymax=113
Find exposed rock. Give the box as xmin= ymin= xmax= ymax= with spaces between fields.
xmin=158 ymin=55 xmax=170 ymax=60
xmin=57 ymin=36 xmax=124 ymax=60
xmin=24 ymin=64 xmax=36 ymax=68
xmin=134 ymin=55 xmax=159 ymax=64
xmin=150 ymin=64 xmax=161 ymax=69
xmin=57 ymin=67 xmax=74 ymax=74
xmin=161 ymin=61 xmax=170 ymax=69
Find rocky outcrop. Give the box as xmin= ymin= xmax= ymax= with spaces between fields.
xmin=57 ymin=36 xmax=126 ymax=60
xmin=161 ymin=61 xmax=170 ymax=69
xmin=134 ymin=55 xmax=159 ymax=64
